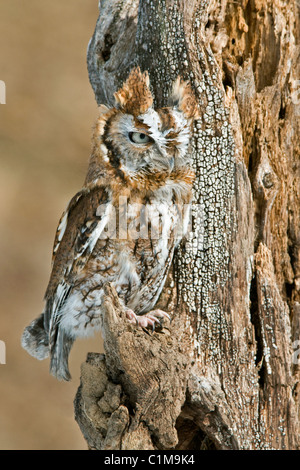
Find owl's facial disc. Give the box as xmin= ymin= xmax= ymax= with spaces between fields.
xmin=103 ymin=109 xmax=190 ymax=175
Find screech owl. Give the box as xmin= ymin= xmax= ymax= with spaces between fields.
xmin=21 ymin=67 xmax=199 ymax=380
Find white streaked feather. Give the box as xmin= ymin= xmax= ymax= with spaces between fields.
xmin=49 ymin=280 xmax=71 ymax=336
xmin=57 ymin=211 xmax=68 ymax=242
xmin=52 ymin=191 xmax=85 ymax=259
xmin=74 ymin=202 xmax=112 ymax=261
xmin=53 ymin=211 xmax=68 ymax=257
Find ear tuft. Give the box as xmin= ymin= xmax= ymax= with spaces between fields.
xmin=114 ymin=67 xmax=153 ymax=116
xmin=170 ymin=77 xmax=200 ymax=120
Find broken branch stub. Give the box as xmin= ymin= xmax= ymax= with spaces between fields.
xmin=75 ymin=283 xmax=190 ymax=450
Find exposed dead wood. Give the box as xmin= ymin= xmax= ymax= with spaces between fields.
xmin=74 ymin=0 xmax=300 ymax=449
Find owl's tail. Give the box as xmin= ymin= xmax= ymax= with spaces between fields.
xmin=49 ymin=327 xmax=74 ymax=381
xmin=21 ymin=313 xmax=74 ymax=381
xmin=21 ymin=313 xmax=50 ymax=361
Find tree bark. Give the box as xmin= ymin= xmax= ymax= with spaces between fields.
xmin=74 ymin=0 xmax=300 ymax=450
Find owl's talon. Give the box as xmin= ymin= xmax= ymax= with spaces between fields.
xmin=124 ymin=308 xmax=137 ymax=324
xmin=125 ymin=309 xmax=170 ymax=330
xmin=147 ymin=309 xmax=171 ymax=323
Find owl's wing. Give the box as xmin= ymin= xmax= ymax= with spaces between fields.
xmin=44 ymin=184 xmax=112 ymax=334
xmin=51 ymin=193 xmax=81 ymax=263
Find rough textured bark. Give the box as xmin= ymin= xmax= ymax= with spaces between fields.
xmin=74 ymin=0 xmax=300 ymax=450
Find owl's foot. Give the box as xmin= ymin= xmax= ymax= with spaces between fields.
xmin=125 ymin=308 xmax=170 ymax=329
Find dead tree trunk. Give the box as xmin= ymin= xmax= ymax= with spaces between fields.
xmin=74 ymin=0 xmax=300 ymax=450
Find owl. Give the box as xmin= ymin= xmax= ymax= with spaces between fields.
xmin=21 ymin=68 xmax=199 ymax=380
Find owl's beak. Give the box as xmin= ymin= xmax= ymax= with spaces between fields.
xmin=151 ymin=143 xmax=174 ymax=173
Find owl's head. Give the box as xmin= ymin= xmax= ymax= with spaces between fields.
xmin=93 ymin=67 xmax=199 ymax=179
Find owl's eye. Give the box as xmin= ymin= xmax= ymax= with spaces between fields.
xmin=129 ymin=132 xmax=153 ymax=145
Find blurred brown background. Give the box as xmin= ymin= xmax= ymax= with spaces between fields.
xmin=0 ymin=1 xmax=104 ymax=449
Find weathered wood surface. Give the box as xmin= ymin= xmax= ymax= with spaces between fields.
xmin=74 ymin=0 xmax=300 ymax=449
